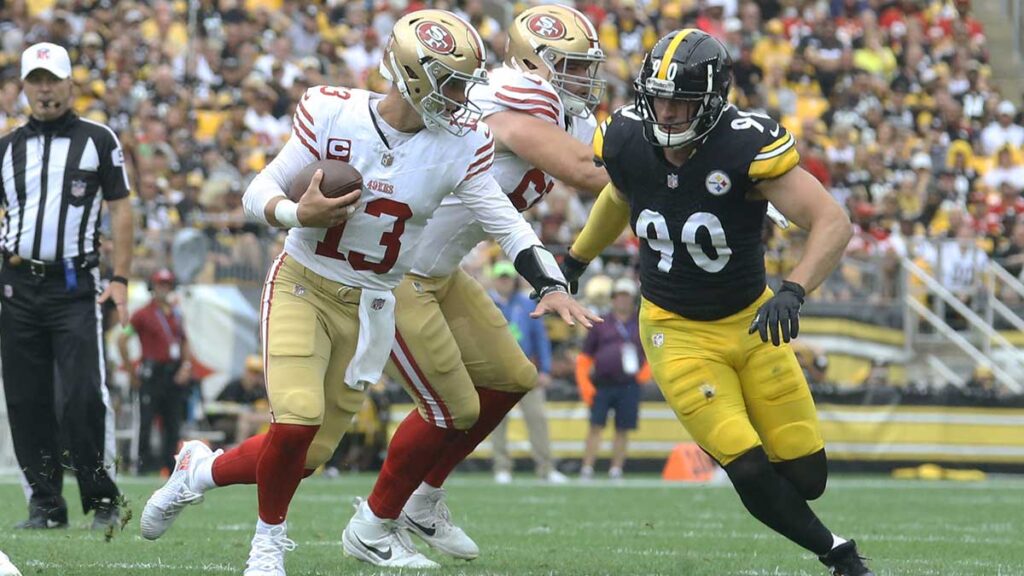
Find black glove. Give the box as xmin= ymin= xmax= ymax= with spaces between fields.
xmin=748 ymin=281 xmax=805 ymax=346
xmin=560 ymin=253 xmax=590 ymax=295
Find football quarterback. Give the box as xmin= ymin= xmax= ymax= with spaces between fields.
xmin=562 ymin=29 xmax=874 ymax=576
xmin=139 ymin=10 xmax=593 ymax=575
xmin=344 ymin=4 xmax=609 ymax=567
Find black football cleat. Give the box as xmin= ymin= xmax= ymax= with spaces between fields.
xmin=91 ymin=500 xmax=121 ymax=531
xmin=819 ymin=540 xmax=874 ymax=576
xmin=14 ymin=504 xmax=67 ymax=530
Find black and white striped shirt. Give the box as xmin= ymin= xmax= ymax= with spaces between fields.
xmin=0 ymin=112 xmax=129 ymax=261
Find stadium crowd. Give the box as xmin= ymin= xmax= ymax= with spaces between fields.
xmin=2 ymin=0 xmax=1022 ymax=399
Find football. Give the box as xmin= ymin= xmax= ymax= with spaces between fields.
xmin=287 ymin=159 xmax=362 ymax=202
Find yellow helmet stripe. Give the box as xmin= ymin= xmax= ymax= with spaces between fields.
xmin=656 ymin=28 xmax=697 ymax=80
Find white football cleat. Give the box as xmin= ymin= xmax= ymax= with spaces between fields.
xmin=342 ymin=498 xmax=439 ymax=568
xmin=0 ymin=550 xmax=22 ymax=576
xmin=401 ymin=487 xmax=479 ymax=560
xmin=244 ymin=522 xmax=296 ymax=576
xmin=140 ymin=440 xmax=219 ymax=540
xmin=545 ymin=469 xmax=570 ymax=484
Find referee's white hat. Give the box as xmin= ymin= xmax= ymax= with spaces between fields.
xmin=21 ymin=42 xmax=72 ymax=81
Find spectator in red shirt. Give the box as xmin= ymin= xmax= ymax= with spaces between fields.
xmin=118 ymin=269 xmax=192 ymax=474
xmin=940 ymin=0 xmax=984 ymax=40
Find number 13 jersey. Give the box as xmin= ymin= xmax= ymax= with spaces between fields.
xmin=595 ymin=104 xmax=800 ymax=320
xmin=267 ymin=86 xmax=537 ymax=291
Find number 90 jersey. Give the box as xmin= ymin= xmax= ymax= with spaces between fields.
xmin=595 ymin=104 xmax=800 ymax=320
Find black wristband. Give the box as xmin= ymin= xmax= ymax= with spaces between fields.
xmin=780 ymin=280 xmax=805 ymax=301
xmin=514 ymin=246 xmax=568 ymax=294
xmin=111 ymin=275 xmax=129 ymax=286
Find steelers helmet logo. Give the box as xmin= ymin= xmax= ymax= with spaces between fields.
xmin=415 ymin=21 xmax=457 ymax=55
xmin=705 ymin=170 xmax=732 ymax=196
xmin=527 ymin=14 xmax=567 ymax=40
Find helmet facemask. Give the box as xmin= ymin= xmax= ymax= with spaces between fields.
xmin=419 ymin=59 xmax=487 ymax=136
xmin=537 ymin=46 xmax=606 ymax=117
xmin=635 ymin=69 xmax=726 ymax=149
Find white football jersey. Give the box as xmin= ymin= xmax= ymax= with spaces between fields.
xmin=247 ymin=86 xmax=539 ymax=291
xmin=412 ymin=66 xmax=594 ymax=278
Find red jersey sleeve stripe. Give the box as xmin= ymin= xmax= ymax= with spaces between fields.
xmin=464 ymin=158 xmax=493 ymax=181
xmin=474 ymin=139 xmax=494 ymax=156
xmin=500 ymin=85 xmax=560 ymax=103
xmin=292 ymin=127 xmax=320 ymax=159
xmin=494 ymin=93 xmax=560 ymax=121
xmin=466 ymin=151 xmax=494 ymax=173
xmin=292 ymin=113 xmax=317 ymax=142
xmin=297 ymin=101 xmax=315 ymax=126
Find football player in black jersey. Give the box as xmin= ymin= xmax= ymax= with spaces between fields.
xmin=563 ymin=29 xmax=874 ymax=576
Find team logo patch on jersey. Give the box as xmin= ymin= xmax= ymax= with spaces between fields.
xmin=705 ymin=170 xmax=731 ymax=196
xmin=667 ymin=173 xmax=679 ymax=189
xmin=651 ymin=333 xmax=664 ymax=348
xmin=70 ymin=179 xmax=88 ymax=198
xmin=527 ymin=14 xmax=567 ymax=40
xmin=415 ymin=21 xmax=457 ymax=55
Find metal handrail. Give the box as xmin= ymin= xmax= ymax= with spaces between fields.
xmin=986 ymin=260 xmax=1024 ymax=301
xmin=902 ymin=257 xmax=1024 ymax=367
xmin=905 ymin=297 xmax=1020 ymax=392
xmin=925 ymin=354 xmax=967 ymax=389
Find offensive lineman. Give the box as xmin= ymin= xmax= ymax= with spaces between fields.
xmin=561 ymin=30 xmax=875 ymax=576
xmin=341 ymin=4 xmax=611 ymax=567
xmin=138 ymin=10 xmax=595 ymax=575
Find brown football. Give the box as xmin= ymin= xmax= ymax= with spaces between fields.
xmin=287 ymin=159 xmax=362 ymax=201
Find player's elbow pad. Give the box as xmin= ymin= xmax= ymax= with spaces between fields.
xmin=514 ymin=246 xmax=568 ymax=295
xmin=572 ymin=184 xmax=630 ymax=261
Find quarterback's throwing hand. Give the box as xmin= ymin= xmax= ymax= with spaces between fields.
xmin=749 ymin=281 xmax=805 ymax=346
xmin=532 ymin=286 xmax=602 ymax=328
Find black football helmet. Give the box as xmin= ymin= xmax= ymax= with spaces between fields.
xmin=634 ymin=29 xmax=732 ymax=148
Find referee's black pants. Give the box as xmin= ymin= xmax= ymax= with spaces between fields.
xmin=0 ymin=264 xmax=120 ymax=518
xmin=136 ymin=360 xmax=187 ymax=473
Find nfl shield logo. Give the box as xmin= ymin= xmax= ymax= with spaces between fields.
xmin=667 ymin=173 xmax=679 ymax=189
xmin=652 ymin=333 xmax=665 ymax=348
xmin=371 ymin=298 xmax=386 ymax=311
xmin=381 ymin=152 xmax=394 ymax=167
xmin=71 ymin=179 xmax=87 ymax=198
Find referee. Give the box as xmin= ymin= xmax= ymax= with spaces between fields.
xmin=0 ymin=42 xmax=133 ymax=530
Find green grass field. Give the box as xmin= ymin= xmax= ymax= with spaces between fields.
xmin=0 ymin=474 xmax=1021 ymax=576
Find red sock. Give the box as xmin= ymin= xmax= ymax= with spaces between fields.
xmin=256 ymin=423 xmax=319 ymax=524
xmin=212 ymin=433 xmax=266 ymax=486
xmin=423 ymin=388 xmax=524 ymax=488
xmin=367 ymin=410 xmax=459 ymax=519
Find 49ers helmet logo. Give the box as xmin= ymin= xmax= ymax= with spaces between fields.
xmin=527 ymin=14 xmax=567 ymax=40
xmin=415 ymin=21 xmax=457 ymax=54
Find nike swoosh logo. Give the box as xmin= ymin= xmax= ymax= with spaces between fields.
xmin=770 ymin=125 xmax=781 ymax=137
xmin=405 ymin=516 xmax=436 ymax=537
xmin=355 ymin=534 xmax=392 ymax=560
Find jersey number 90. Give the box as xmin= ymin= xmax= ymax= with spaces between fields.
xmin=635 ymin=209 xmax=732 ymax=273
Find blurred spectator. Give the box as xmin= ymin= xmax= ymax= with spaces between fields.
xmin=488 ymin=261 xmax=567 ymax=485
xmin=576 ymin=278 xmax=649 ymax=480
xmin=118 ymin=269 xmax=192 ymax=474
xmin=213 ymin=355 xmax=271 ymax=446
xmin=980 ymin=101 xmax=1024 ymax=155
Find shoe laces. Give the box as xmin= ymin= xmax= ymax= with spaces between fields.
xmin=381 ymin=519 xmax=419 ymax=555
xmin=247 ymin=530 xmax=296 ymax=571
xmin=157 ymin=485 xmax=203 ymax=520
xmin=425 ymin=489 xmax=453 ymax=526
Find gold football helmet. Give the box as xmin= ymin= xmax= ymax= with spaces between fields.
xmin=379 ymin=9 xmax=488 ymax=136
xmin=505 ymin=5 xmax=605 ymax=117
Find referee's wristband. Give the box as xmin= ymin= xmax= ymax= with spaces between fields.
xmin=111 ymin=275 xmax=129 ymax=286
xmin=274 ymin=199 xmax=302 ymax=228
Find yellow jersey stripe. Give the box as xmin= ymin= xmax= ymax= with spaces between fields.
xmin=656 ymin=28 xmax=696 ymax=80
xmin=758 ymin=132 xmax=792 ymax=155
xmin=749 ymin=147 xmax=800 ymax=181
xmin=593 ymin=116 xmax=612 ymax=161
xmin=754 ymin=134 xmax=795 ymax=161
